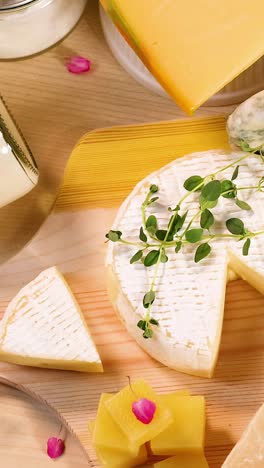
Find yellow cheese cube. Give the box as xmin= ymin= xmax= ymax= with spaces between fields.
xmin=101 ymin=0 xmax=264 ymax=113
xmin=160 ymin=390 xmax=190 ymax=403
xmin=92 ymin=393 xmax=138 ymax=455
xmin=105 ymin=379 xmax=173 ymax=446
xmin=153 ymin=453 xmax=209 ymax=468
xmin=96 ymin=444 xmax=147 ymax=467
xmin=89 ymin=418 xmax=148 ymax=467
xmin=151 ymin=396 xmax=205 ymax=455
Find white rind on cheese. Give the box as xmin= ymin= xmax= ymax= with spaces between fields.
xmin=222 ymin=404 xmax=264 ymax=467
xmin=107 ymin=150 xmax=264 ymax=377
xmin=0 ymin=267 xmax=103 ymax=372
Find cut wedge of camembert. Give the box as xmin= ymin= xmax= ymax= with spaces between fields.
xmin=0 ymin=267 xmax=103 ymax=372
xmin=222 ymin=404 xmax=264 ymax=467
xmin=107 ymin=150 xmax=264 ymax=377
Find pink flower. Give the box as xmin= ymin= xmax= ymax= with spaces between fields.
xmin=47 ymin=437 xmax=65 ymax=459
xmin=132 ymin=398 xmax=156 ymax=424
xmin=66 ymin=56 xmax=91 ymax=74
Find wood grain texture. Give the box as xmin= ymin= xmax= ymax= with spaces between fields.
xmin=0 ymin=116 xmax=263 ymax=468
xmin=0 ymin=383 xmax=88 ymax=467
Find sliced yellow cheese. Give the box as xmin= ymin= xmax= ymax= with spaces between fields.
xmin=105 ymin=379 xmax=173 ymax=446
xmin=222 ymin=404 xmax=264 ymax=467
xmin=151 ymin=396 xmax=205 ymax=455
xmin=0 ymin=266 xmax=103 ymax=372
xmin=101 ymin=0 xmax=264 ymax=113
xmin=89 ymin=414 xmax=148 ymax=467
xmin=95 ymin=444 xmax=148 ymax=467
xmin=92 ymin=393 xmax=138 ymax=455
xmin=153 ymin=453 xmax=209 ymax=468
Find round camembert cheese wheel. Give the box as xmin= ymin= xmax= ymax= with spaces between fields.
xmin=106 ymin=150 xmax=264 ymax=378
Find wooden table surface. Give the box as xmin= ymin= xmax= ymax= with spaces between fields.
xmin=0 ymin=1 xmax=240 ymax=466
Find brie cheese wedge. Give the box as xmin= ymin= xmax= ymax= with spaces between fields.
xmin=0 ymin=267 xmax=103 ymax=372
xmin=107 ymin=150 xmax=264 ymax=377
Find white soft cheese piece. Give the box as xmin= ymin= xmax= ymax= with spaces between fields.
xmin=0 ymin=267 xmax=103 ymax=372
xmin=107 ymin=150 xmax=264 ymax=378
xmin=0 ymin=130 xmax=38 ymax=209
xmin=222 ymin=404 xmax=264 ymax=467
xmin=227 ymin=90 xmax=264 ymax=150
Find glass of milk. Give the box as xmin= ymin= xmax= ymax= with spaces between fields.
xmin=0 ymin=96 xmax=39 ymax=208
xmin=0 ymin=0 xmax=87 ymax=59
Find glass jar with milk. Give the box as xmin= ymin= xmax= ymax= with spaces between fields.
xmin=0 ymin=96 xmax=39 ymax=208
xmin=0 ymin=0 xmax=87 ymax=59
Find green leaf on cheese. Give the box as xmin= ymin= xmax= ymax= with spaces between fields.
xmin=143 ymin=290 xmax=155 ymax=308
xmin=130 ymin=250 xmax=144 ymax=264
xmin=200 ymin=209 xmax=214 ymax=230
xmin=201 ymin=180 xmax=221 ymax=201
xmin=195 ymin=243 xmax=211 ymax=263
xmin=221 ymin=180 xmax=237 ymax=199
xmin=106 ymin=230 xmax=122 ymax=242
xmin=144 ymin=250 xmax=160 ymax=267
xmin=185 ymin=228 xmax=204 ymax=243
xmin=236 ymin=199 xmax=252 ymax=211
xmin=146 ymin=215 xmax=158 ymax=235
xmin=184 ymin=175 xmax=204 ymax=192
xmin=231 ymin=165 xmax=240 ymax=181
xmin=243 ymin=238 xmax=251 ymax=256
xmin=226 ymin=218 xmax=245 ymax=235
xmin=139 ymin=227 xmax=147 ymax=242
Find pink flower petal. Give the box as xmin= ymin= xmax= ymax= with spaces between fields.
xmin=47 ymin=437 xmax=65 ymax=459
xmin=66 ymin=56 xmax=91 ymax=74
xmin=132 ymin=398 xmax=156 ymax=424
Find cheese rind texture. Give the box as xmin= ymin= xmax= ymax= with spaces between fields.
xmin=222 ymin=404 xmax=264 ymax=467
xmin=101 ymin=0 xmax=264 ymax=113
xmin=0 ymin=267 xmax=103 ymax=372
xmin=107 ymin=150 xmax=264 ymax=377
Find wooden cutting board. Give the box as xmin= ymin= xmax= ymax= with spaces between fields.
xmin=0 ymin=384 xmax=88 ymax=467
xmin=0 ymin=116 xmax=263 ymax=468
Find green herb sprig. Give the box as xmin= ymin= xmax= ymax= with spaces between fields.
xmin=106 ymin=148 xmax=264 ymax=339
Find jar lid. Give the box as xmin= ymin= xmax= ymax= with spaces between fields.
xmin=0 ymin=0 xmax=36 ymax=10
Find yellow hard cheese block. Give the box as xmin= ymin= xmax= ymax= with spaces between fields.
xmin=95 ymin=445 xmax=147 ymax=467
xmin=153 ymin=453 xmax=209 ymax=468
xmin=105 ymin=379 xmax=173 ymax=446
xmin=151 ymin=396 xmax=205 ymax=455
xmin=101 ymin=0 xmax=264 ymax=113
xmin=92 ymin=394 xmax=138 ymax=455
xmin=89 ymin=418 xmax=147 ymax=467
xmin=160 ymin=390 xmax=190 ymax=401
